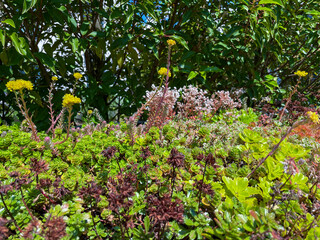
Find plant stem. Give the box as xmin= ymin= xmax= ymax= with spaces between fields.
xmin=279 ymin=78 xmax=300 ymax=122
xmin=146 ymin=45 xmax=172 ymax=132
xmin=247 ymin=120 xmax=305 ymax=179
xmin=171 ymin=166 xmax=176 ymax=198
xmin=20 ymin=188 xmax=36 ymax=221
xmin=198 ymin=158 xmax=209 ymax=212
xmin=15 ymin=92 xmax=40 ymax=141
xmin=90 ymin=208 xmax=102 ymax=240
xmin=55 ymin=107 xmax=72 ymax=145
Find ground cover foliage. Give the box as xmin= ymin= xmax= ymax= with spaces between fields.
xmin=1 ymin=105 xmax=320 ymax=239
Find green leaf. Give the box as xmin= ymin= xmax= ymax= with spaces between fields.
xmin=10 ymin=33 xmax=27 ymax=56
xmin=0 ymin=29 xmax=5 ymax=46
xmin=70 ymin=38 xmax=80 ymax=53
xmin=259 ymin=0 xmax=284 ymax=7
xmin=239 ymin=129 xmax=264 ymax=143
xmin=144 ymin=216 xmax=150 ymax=233
xmin=266 ymin=158 xmax=283 ymax=181
xmin=187 ymin=71 xmax=198 ymax=81
xmin=257 ymin=7 xmax=273 ymax=12
xmin=22 ymin=0 xmax=38 ymax=14
xmin=124 ymin=5 xmax=134 ymax=24
xmin=68 ymin=16 xmax=78 ymax=30
xmin=189 ymin=230 xmax=196 ymax=240
xmin=2 ymin=19 xmax=15 ymax=28
xmin=170 ymin=35 xmax=189 ymax=50
xmin=110 ymin=35 xmax=132 ymax=50
xmin=303 ymin=9 xmax=320 ymax=15
xmin=223 ymin=176 xmax=259 ymax=202
xmin=0 ymin=51 xmax=8 ymax=65
xmin=33 ymin=52 xmax=56 ymax=73
xmin=200 ymin=71 xmax=206 ymax=81
xmin=291 ymin=173 xmax=308 ymax=191
xmin=80 ymin=22 xmax=90 ymax=35
xmin=184 ymin=218 xmax=195 ymax=226
xmin=203 ymin=66 xmax=223 ymax=72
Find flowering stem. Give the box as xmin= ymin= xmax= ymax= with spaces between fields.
xmin=47 ymin=82 xmax=56 ymax=138
xmin=46 ymin=108 xmax=65 ymax=136
xmin=130 ymin=76 xmax=165 ymax=126
xmin=55 ymin=107 xmax=72 ymax=145
xmin=16 ymin=91 xmax=40 ymax=141
xmin=279 ymin=78 xmax=301 ymax=122
xmin=146 ymin=46 xmax=172 ymax=132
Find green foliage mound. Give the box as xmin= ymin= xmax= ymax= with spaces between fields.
xmin=1 ymin=111 xmax=320 ymax=239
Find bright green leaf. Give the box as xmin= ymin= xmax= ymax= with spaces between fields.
xmin=0 ymin=29 xmax=5 ymax=46
xmin=2 ymin=19 xmax=15 ymax=28
xmin=259 ymin=0 xmax=284 ymax=7
xmin=187 ymin=71 xmax=198 ymax=81
xmin=144 ymin=216 xmax=150 ymax=233
xmin=170 ymin=35 xmax=189 ymax=50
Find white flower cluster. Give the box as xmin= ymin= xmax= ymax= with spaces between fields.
xmin=177 ymin=85 xmax=214 ymax=118
xmin=211 ymin=90 xmax=242 ymax=111
xmin=145 ymin=85 xmax=180 ymax=112
xmin=144 ymin=85 xmax=243 ymax=121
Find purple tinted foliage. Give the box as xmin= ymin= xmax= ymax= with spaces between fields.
xmin=101 ymin=146 xmax=117 ymax=160
xmin=147 ymin=194 xmax=184 ymax=225
xmin=167 ymin=148 xmax=185 ymax=168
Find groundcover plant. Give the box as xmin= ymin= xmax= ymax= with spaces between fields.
xmin=1 ymin=64 xmax=320 ymax=239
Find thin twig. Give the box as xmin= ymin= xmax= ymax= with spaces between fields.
xmin=247 ymin=120 xmax=305 ymax=179
xmin=0 ymin=192 xmax=22 ymax=233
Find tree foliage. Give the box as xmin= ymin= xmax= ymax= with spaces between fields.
xmin=0 ymin=0 xmax=319 ymax=126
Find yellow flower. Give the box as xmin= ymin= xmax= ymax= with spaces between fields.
xmin=73 ymin=72 xmax=83 ymax=80
xmin=167 ymin=39 xmax=176 ymax=47
xmin=62 ymin=94 xmax=81 ymax=108
xmin=52 ymin=76 xmax=58 ymax=81
xmin=294 ymin=70 xmax=308 ymax=77
xmin=306 ymin=111 xmax=319 ymax=124
xmin=6 ymin=79 xmax=33 ymax=92
xmin=88 ymin=110 xmax=93 ymax=115
xmin=158 ymin=67 xmax=171 ymax=77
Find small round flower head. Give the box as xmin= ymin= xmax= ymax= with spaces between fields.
xmin=6 ymin=79 xmax=33 ymax=92
xmin=306 ymin=111 xmax=319 ymax=124
xmin=158 ymin=67 xmax=171 ymax=77
xmin=62 ymin=94 xmax=81 ymax=108
xmin=167 ymin=39 xmax=176 ymax=47
xmin=52 ymin=76 xmax=58 ymax=81
xmin=294 ymin=70 xmax=308 ymax=77
xmin=73 ymin=72 xmax=83 ymax=80
xmin=88 ymin=110 xmax=93 ymax=115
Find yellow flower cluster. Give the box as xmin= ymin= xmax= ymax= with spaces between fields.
xmin=306 ymin=111 xmax=319 ymax=124
xmin=88 ymin=110 xmax=93 ymax=115
xmin=62 ymin=94 xmax=81 ymax=108
xmin=294 ymin=70 xmax=308 ymax=77
xmin=167 ymin=39 xmax=176 ymax=46
xmin=74 ymin=72 xmax=83 ymax=80
xmin=158 ymin=67 xmax=171 ymax=77
xmin=6 ymin=79 xmax=33 ymax=92
xmin=52 ymin=76 xmax=58 ymax=81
